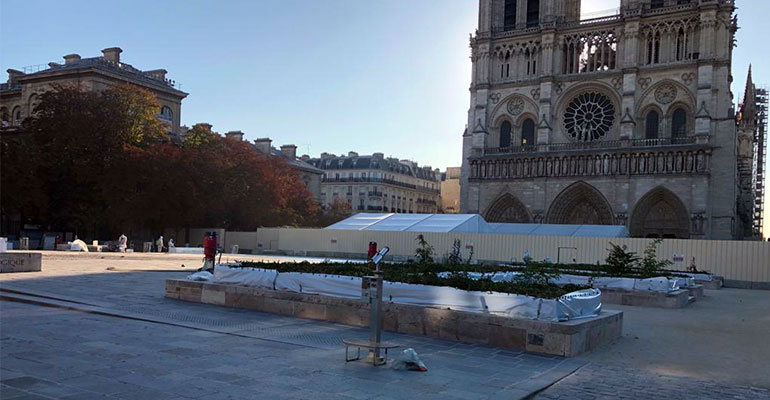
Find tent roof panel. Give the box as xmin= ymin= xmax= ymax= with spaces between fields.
xmin=325 ymin=214 xmax=629 ymax=237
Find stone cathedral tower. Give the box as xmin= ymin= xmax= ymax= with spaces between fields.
xmin=460 ymin=0 xmax=747 ymax=239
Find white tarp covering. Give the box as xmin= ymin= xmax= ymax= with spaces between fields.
xmin=169 ymin=247 xmax=204 ymax=254
xmin=70 ymin=239 xmax=89 ymax=252
xmin=679 ymin=272 xmax=713 ymax=281
xmin=211 ymin=265 xmax=600 ymax=321
xmin=213 ymin=266 xmax=278 ymax=288
xmin=327 ymin=213 xmax=629 ymax=237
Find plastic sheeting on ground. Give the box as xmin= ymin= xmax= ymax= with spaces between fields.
xmin=678 ymin=272 xmax=713 ymax=281
xmin=70 ymin=239 xmax=89 ymax=252
xmin=210 ymin=265 xmax=601 ymax=321
xmin=213 ymin=265 xmax=277 ymax=288
xmin=438 ymin=271 xmax=681 ymax=293
xmin=187 ymin=271 xmax=213 ymax=282
xmin=169 ymin=247 xmax=204 ymax=254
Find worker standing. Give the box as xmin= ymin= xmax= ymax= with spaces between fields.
xmin=156 ymin=235 xmax=164 ymax=253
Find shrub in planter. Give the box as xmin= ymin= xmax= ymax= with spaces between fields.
xmin=605 ymin=243 xmax=639 ymax=275
xmin=414 ymin=234 xmax=435 ymax=265
xmin=640 ymin=239 xmax=672 ymax=276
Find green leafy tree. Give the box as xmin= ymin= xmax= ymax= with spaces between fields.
xmin=605 ymin=242 xmax=640 ymax=275
xmin=445 ymin=239 xmax=463 ymax=266
xmin=640 ymin=239 xmax=673 ymax=276
xmin=12 ymin=83 xmax=166 ymax=236
xmin=415 ymin=234 xmax=435 ymax=265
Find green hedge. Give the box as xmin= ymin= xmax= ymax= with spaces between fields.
xmin=235 ymin=261 xmax=585 ymax=299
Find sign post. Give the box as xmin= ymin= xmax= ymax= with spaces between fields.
xmin=365 ymin=246 xmax=389 ymax=363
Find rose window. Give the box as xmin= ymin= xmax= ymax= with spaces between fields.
xmin=563 ymin=92 xmax=615 ymax=142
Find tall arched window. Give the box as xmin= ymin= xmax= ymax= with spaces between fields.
xmin=671 ymin=108 xmax=687 ymax=137
xmin=159 ymin=106 xmax=173 ymax=121
xmin=500 ymin=120 xmax=512 ymax=148
xmin=521 ymin=118 xmax=535 ymax=146
xmin=646 ymin=31 xmax=661 ymax=65
xmin=11 ymin=106 xmax=21 ymax=126
xmin=526 ymin=0 xmax=539 ymax=28
xmin=504 ymin=0 xmax=517 ymax=31
xmin=645 ymin=110 xmax=659 ymax=139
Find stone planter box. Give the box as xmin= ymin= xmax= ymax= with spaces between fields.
xmin=697 ymin=276 xmax=724 ymax=290
xmin=683 ymin=284 xmax=704 ymax=300
xmin=600 ymin=288 xmax=691 ymax=308
xmin=0 ymin=252 xmax=42 ymax=273
xmin=165 ymin=279 xmax=622 ymax=357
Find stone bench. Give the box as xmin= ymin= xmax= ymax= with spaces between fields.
xmin=165 ymin=279 xmax=623 ymax=357
xmin=600 ymin=288 xmax=691 ymax=308
xmin=0 ymin=252 xmax=42 ymax=273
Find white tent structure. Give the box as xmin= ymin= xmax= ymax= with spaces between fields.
xmin=325 ymin=213 xmax=489 ymax=233
xmin=326 ymin=213 xmax=630 ymax=237
xmin=488 ymin=223 xmax=630 ymax=238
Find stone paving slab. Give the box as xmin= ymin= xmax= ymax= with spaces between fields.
xmin=535 ymin=363 xmax=770 ymax=400
xmin=0 ymin=296 xmax=579 ymax=400
xmin=2 ymin=252 xmax=769 ymax=398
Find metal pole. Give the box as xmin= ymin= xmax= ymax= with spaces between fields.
xmin=369 ymin=260 xmax=383 ymax=361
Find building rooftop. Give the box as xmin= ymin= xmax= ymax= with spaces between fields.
xmin=307 ymin=153 xmax=437 ymax=181
xmin=3 ymin=47 xmax=187 ymax=97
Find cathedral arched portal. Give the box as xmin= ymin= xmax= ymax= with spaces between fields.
xmin=630 ymin=187 xmax=690 ymax=238
xmin=485 ymin=193 xmax=532 ymax=223
xmin=545 ymin=182 xmax=615 ymax=225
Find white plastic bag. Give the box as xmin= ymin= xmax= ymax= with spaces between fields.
xmin=187 ymin=271 xmax=213 ymax=282
xmin=391 ymin=348 xmax=427 ymax=372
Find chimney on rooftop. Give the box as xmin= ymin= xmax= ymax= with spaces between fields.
xmin=348 ymin=151 xmax=358 ymax=157
xmin=7 ymin=69 xmax=24 ymax=84
xmin=320 ymin=152 xmax=335 ymax=160
xmin=196 ymin=122 xmax=213 ymax=132
xmin=281 ymin=144 xmax=297 ymax=160
xmin=372 ymin=152 xmax=384 ymax=159
xmin=101 ymin=47 xmax=123 ymax=63
xmin=63 ymin=54 xmax=81 ymax=65
xmin=225 ymin=130 xmax=244 ymax=141
xmin=254 ymin=138 xmax=272 ymax=155
xmin=145 ymin=69 xmax=167 ymax=81
xmin=300 ymin=154 xmax=310 ymax=161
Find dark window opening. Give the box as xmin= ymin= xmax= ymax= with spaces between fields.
xmin=500 ymin=121 xmax=512 ymax=148
xmin=672 ymin=108 xmax=687 ymax=137
xmin=526 ymin=0 xmax=539 ymax=27
xmin=504 ymin=0 xmax=517 ymax=31
xmin=521 ymin=118 xmax=535 ymax=146
xmin=651 ymin=0 xmax=664 ymax=9
xmin=646 ymin=110 xmax=660 ymax=139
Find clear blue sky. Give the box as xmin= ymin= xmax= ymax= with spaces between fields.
xmin=0 ymin=0 xmax=765 ymax=168
xmin=2 ymin=0 xmax=766 ymax=235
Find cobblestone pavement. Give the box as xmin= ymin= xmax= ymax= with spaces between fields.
xmin=1 ymin=253 xmax=769 ymax=399
xmin=0 ymin=255 xmax=581 ymax=400
xmin=535 ymin=363 xmax=770 ymax=400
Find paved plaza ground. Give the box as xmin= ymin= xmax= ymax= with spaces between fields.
xmin=0 ymin=252 xmax=768 ymax=399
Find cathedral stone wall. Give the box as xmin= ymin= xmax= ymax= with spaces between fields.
xmin=461 ymin=0 xmax=744 ymax=239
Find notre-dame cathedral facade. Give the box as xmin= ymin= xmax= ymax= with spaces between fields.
xmin=460 ymin=0 xmax=755 ymax=240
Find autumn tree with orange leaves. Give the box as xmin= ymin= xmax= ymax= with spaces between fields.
xmin=1 ymin=84 xmax=318 ymax=240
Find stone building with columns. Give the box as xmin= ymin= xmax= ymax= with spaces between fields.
xmin=307 ymin=152 xmax=441 ymax=214
xmin=461 ymin=0 xmax=749 ymax=239
xmin=0 ymin=47 xmax=187 ymax=136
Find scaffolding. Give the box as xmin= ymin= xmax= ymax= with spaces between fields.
xmin=753 ymin=86 xmax=768 ymax=238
